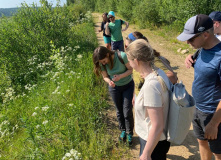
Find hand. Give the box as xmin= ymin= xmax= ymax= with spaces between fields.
xmin=122 ymin=28 xmax=126 ymax=31
xmin=140 ymin=153 xmax=151 ymax=160
xmin=185 ymin=54 xmax=195 ymax=68
xmin=109 ymin=81 xmax=115 ymax=87
xmin=106 ymin=22 xmax=109 ymax=26
xmin=132 ymin=95 xmax=135 ymax=106
xmin=204 ymin=122 xmax=218 ymax=140
xmin=112 ymin=75 xmax=121 ymax=82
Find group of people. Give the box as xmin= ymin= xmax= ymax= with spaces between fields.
xmin=94 ymin=10 xmax=221 ymax=160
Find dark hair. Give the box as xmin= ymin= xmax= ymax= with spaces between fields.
xmin=126 ymin=31 xmax=160 ymax=57
xmin=93 ymin=46 xmax=115 ymax=76
xmin=102 ymin=12 xmax=108 ymax=22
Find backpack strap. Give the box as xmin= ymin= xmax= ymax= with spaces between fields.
xmin=157 ymin=56 xmax=174 ymax=73
xmin=117 ymin=51 xmax=125 ymax=64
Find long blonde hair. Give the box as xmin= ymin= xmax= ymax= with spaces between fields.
xmin=126 ymin=39 xmax=167 ymax=91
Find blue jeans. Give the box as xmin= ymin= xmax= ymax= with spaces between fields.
xmin=109 ymin=80 xmax=134 ymax=135
xmin=139 ymin=137 xmax=170 ymax=160
xmin=111 ymin=40 xmax=124 ymax=51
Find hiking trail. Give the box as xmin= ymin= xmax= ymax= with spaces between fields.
xmin=92 ymin=12 xmax=207 ymax=160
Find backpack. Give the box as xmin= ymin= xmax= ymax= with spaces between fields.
xmin=161 ymin=79 xmax=195 ymax=144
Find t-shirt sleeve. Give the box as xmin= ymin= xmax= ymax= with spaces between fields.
xmin=143 ymin=79 xmax=163 ymax=107
xmin=120 ymin=19 xmax=125 ymax=24
xmin=120 ymin=52 xmax=129 ymax=64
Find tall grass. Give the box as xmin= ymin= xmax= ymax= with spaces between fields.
xmin=0 ymin=1 xmax=122 ymax=159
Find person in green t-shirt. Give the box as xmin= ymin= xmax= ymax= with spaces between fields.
xmin=93 ymin=46 xmax=134 ymax=146
xmin=105 ymin=11 xmax=129 ymax=52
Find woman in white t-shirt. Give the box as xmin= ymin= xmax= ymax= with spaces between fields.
xmin=125 ymin=39 xmax=171 ymax=160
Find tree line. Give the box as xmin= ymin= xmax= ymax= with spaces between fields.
xmin=67 ymin=0 xmax=221 ymax=31
xmin=0 ymin=8 xmax=19 ymax=17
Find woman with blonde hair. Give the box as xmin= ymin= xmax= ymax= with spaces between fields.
xmin=125 ymin=31 xmax=177 ymax=88
xmin=125 ymin=39 xmax=171 ymax=160
xmin=93 ymin=46 xmax=134 ymax=146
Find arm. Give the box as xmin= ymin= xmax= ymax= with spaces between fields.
xmin=98 ymin=22 xmax=103 ymax=32
xmin=112 ymin=62 xmax=133 ymax=81
xmin=101 ymin=70 xmax=115 ymax=87
xmin=140 ymin=107 xmax=164 ymax=160
xmin=122 ymin=21 xmax=129 ymax=31
xmin=204 ymin=101 xmax=221 ymax=140
xmin=166 ymin=71 xmax=177 ymax=84
xmin=105 ymin=22 xmax=111 ymax=36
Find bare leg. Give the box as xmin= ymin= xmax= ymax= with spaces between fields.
xmin=198 ymin=139 xmax=213 ymax=160
xmin=214 ymin=153 xmax=221 ymax=160
xmin=106 ymin=43 xmax=111 ymax=50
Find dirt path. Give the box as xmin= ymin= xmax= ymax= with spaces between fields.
xmin=92 ymin=12 xmax=206 ymax=160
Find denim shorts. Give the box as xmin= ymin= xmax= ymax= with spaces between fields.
xmin=192 ymin=108 xmax=221 ymax=154
xmin=111 ymin=40 xmax=124 ymax=52
xmin=103 ymin=36 xmax=111 ymax=44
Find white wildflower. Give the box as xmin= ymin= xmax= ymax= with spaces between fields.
xmin=77 ymin=54 xmax=82 ymax=59
xmin=36 ymin=125 xmax=40 ymax=129
xmin=66 ymin=90 xmax=70 ymax=93
xmin=42 ymin=120 xmax=48 ymax=125
xmin=65 ymin=153 xmax=71 ymax=157
xmin=32 ymin=112 xmax=37 ymax=116
xmin=68 ymin=104 xmax=73 ymax=107
xmin=42 ymin=106 xmax=49 ymax=111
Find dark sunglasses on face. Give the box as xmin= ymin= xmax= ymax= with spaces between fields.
xmin=109 ymin=16 xmax=114 ymax=19
xmin=188 ymin=32 xmax=203 ymax=42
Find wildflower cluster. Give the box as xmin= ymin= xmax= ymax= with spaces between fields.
xmin=1 ymin=87 xmax=15 ymax=104
xmin=0 ymin=120 xmax=18 ymax=138
xmin=62 ymin=149 xmax=82 ymax=160
xmin=24 ymin=84 xmax=37 ymax=91
xmin=75 ymin=11 xmax=92 ymax=24
xmin=31 ymin=105 xmax=50 ymax=130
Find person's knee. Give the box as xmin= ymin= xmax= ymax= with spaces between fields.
xmin=198 ymin=139 xmax=208 ymax=145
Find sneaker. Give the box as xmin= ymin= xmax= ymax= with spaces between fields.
xmin=119 ymin=131 xmax=126 ymax=142
xmin=127 ymin=134 xmax=133 ymax=146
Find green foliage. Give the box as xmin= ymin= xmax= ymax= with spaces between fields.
xmin=117 ymin=0 xmax=135 ymax=21
xmin=72 ymin=0 xmax=221 ymax=30
xmin=0 ymin=1 xmax=95 ymax=94
xmin=0 ymin=2 xmax=120 ymax=159
xmin=0 ymin=8 xmax=19 ymax=17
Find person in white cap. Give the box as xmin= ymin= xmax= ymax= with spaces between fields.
xmin=178 ymin=14 xmax=221 ymax=160
xmin=209 ymin=11 xmax=221 ymax=41
xmin=105 ymin=11 xmax=129 ymax=52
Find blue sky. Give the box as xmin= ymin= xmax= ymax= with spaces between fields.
xmin=0 ymin=0 xmax=66 ymax=8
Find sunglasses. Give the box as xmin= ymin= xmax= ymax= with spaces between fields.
xmin=109 ymin=16 xmax=114 ymax=19
xmin=188 ymin=32 xmax=203 ymax=42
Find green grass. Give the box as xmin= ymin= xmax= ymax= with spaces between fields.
xmin=0 ymin=3 xmax=124 ymax=159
